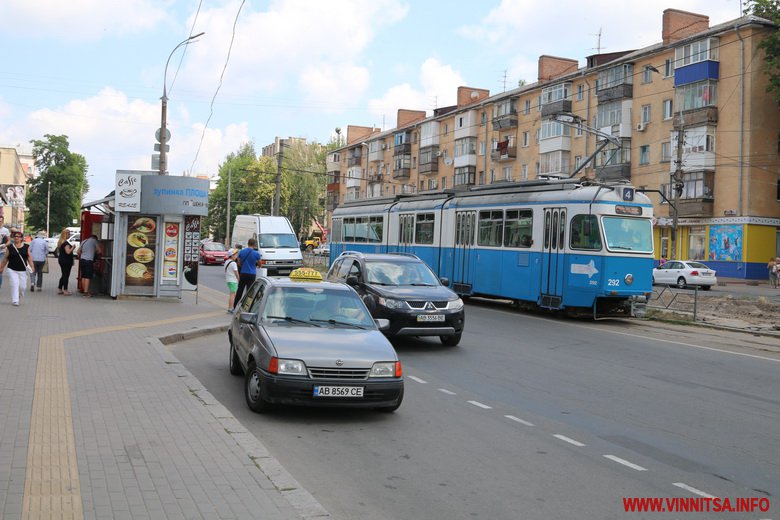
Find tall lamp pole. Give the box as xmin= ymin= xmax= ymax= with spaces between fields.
xmin=159 ymin=32 xmax=205 ymax=175
xmin=226 ymin=167 xmax=232 ymax=246
xmin=46 ymin=181 xmax=51 ymax=237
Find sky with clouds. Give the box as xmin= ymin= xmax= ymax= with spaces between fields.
xmin=0 ymin=0 xmax=743 ymax=201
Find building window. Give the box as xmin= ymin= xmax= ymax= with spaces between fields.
xmin=576 ymin=122 xmax=583 ymax=137
xmin=642 ymin=65 xmax=654 ymax=84
xmin=521 ymin=164 xmax=528 ymax=180
xmin=677 ymin=80 xmax=718 ymax=111
xmin=664 ymin=58 xmax=674 ymax=77
xmin=597 ymin=100 xmax=623 ymax=127
xmin=524 ymin=99 xmax=531 ymax=114
xmin=428 ymin=178 xmax=438 ymax=190
xmin=639 ymin=145 xmax=650 ymax=165
xmin=442 ymin=177 xmax=447 ymax=190
xmin=454 ymin=167 xmax=475 ymax=186
xmin=457 ymin=116 xmax=465 ymax=129
xmin=503 ymin=166 xmax=512 ymax=181
xmin=443 ymin=123 xmax=448 ymax=136
xmin=479 ymin=171 xmax=485 ymax=185
xmin=454 ymin=137 xmax=477 ymax=157
xmin=661 ymin=142 xmax=671 ymax=162
xmin=541 ymin=82 xmax=571 ymax=104
xmin=522 ymin=131 xmax=529 ymax=147
xmin=479 ymin=141 xmax=486 ymax=155
xmin=540 ymin=120 xmax=570 ymax=140
xmin=574 ymin=156 xmax=582 ymax=170
xmin=663 ymin=99 xmax=673 ymax=120
xmin=540 ymin=151 xmax=570 ymax=175
xmin=481 ymin=111 xmax=487 ymax=125
xmin=576 ymin=84 xmax=584 ymax=101
xmin=674 ymin=37 xmax=719 ymax=68
xmin=489 ymin=169 xmax=495 ymax=183
xmin=597 ymin=64 xmax=634 ymax=90
xmin=688 ymin=226 xmax=706 ymax=260
xmin=641 ymin=104 xmax=651 ymax=123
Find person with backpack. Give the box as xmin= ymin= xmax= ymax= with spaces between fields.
xmin=233 ymin=238 xmax=262 ymax=307
xmin=224 ymin=248 xmax=239 ymax=312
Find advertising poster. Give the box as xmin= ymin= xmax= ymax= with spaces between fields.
xmin=125 ymin=216 xmax=156 ymax=287
xmin=709 ymin=224 xmax=743 ymax=261
xmin=183 ymin=216 xmax=200 ymax=290
xmin=1 ymin=184 xmax=25 ymax=207
xmin=162 ymin=221 xmax=180 ymax=281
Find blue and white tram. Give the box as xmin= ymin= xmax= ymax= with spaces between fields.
xmin=331 ymin=180 xmax=655 ymax=318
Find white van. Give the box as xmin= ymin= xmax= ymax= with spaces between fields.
xmin=231 ymin=215 xmax=303 ymax=276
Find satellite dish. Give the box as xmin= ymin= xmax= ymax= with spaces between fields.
xmin=470 ymin=91 xmax=479 ymax=99
xmin=444 ymin=157 xmax=453 ymax=166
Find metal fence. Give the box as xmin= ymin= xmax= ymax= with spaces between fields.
xmin=647 ymin=285 xmax=700 ymax=321
xmin=302 ymin=252 xmax=330 ymax=270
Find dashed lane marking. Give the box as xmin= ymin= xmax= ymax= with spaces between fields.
xmin=408 ymin=375 xmax=428 ymax=384
xmin=604 ymin=455 xmax=647 ymax=471
xmin=505 ymin=415 xmax=535 ymax=427
xmin=467 ymin=400 xmax=492 ymax=409
xmin=553 ymin=434 xmax=586 ymax=447
xmin=673 ymin=482 xmax=716 ymax=498
xmin=437 ymin=388 xmax=457 ymax=395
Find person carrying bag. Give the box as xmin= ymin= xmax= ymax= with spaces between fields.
xmin=0 ymin=230 xmax=33 ymax=306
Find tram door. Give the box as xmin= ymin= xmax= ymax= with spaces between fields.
xmin=397 ymin=213 xmax=414 ymax=254
xmin=451 ymin=211 xmax=476 ymax=295
xmin=540 ymin=207 xmax=566 ymax=308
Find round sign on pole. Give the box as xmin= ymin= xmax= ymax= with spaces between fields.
xmin=155 ymin=128 xmax=172 ymax=143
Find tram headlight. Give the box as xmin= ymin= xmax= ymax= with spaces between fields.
xmin=624 ymin=274 xmax=634 ymax=285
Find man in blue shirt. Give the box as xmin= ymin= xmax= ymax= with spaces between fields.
xmin=234 ymin=238 xmax=262 ymax=307
xmin=29 ymin=232 xmax=49 ymax=292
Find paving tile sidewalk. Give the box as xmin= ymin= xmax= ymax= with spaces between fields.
xmin=0 ymin=271 xmax=328 ymax=519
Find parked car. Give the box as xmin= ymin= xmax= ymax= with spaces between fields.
xmin=652 ymin=260 xmax=717 ymax=289
xmin=311 ymin=243 xmax=330 ymax=257
xmin=200 ymin=241 xmax=229 ymax=265
xmin=326 ymin=252 xmax=465 ymax=346
xmin=47 ymin=231 xmax=80 ymax=256
xmin=228 ymin=271 xmax=404 ymax=413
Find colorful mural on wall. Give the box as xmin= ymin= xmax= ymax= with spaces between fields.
xmin=709 ymin=225 xmax=743 ymax=261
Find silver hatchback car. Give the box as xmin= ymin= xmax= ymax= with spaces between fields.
xmin=228 ymin=272 xmax=404 ymax=413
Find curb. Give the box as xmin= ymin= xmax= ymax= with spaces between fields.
xmin=152 ymin=325 xmax=331 ymax=520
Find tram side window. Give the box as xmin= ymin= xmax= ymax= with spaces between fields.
xmin=344 ymin=218 xmax=356 ymax=242
xmin=415 ymin=213 xmax=435 ymax=245
xmin=369 ymin=216 xmax=383 ymax=243
xmin=504 ymin=210 xmax=533 ymax=248
xmin=570 ymin=214 xmax=602 ymax=250
xmin=332 ymin=219 xmax=343 ymax=242
xmin=478 ymin=210 xmax=503 ymax=247
xmin=354 ymin=217 xmax=368 ymax=243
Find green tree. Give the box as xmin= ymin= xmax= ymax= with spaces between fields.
xmin=26 ymin=135 xmax=88 ymax=234
xmin=281 ymin=140 xmax=326 ymax=239
xmin=745 ymin=0 xmax=780 ymax=103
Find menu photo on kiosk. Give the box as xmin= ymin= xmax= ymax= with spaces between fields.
xmin=125 ymin=215 xmax=156 ymax=286
xmin=162 ymin=222 xmax=180 ymax=281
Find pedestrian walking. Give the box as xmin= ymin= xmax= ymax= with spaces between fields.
xmin=224 ymin=248 xmax=239 ymax=312
xmin=29 ymin=232 xmax=48 ymax=292
xmin=771 ymin=257 xmax=780 ymax=289
xmin=0 ymin=230 xmax=33 ymax=306
xmin=78 ymin=234 xmax=99 ymax=297
xmin=56 ymin=229 xmax=75 ymax=295
xmin=233 ymin=238 xmax=262 ymax=306
xmin=0 ymin=215 xmax=9 ymax=292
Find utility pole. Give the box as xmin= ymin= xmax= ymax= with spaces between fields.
xmin=46 ymin=181 xmax=51 ymax=237
xmin=225 ymin=167 xmax=232 ymax=246
xmin=274 ymin=139 xmax=284 ymax=216
xmin=671 ymin=112 xmax=685 ymax=260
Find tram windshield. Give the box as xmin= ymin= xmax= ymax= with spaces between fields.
xmin=601 ymin=217 xmax=653 ymax=253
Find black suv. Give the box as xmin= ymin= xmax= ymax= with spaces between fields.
xmin=326 ymin=252 xmax=465 ymax=346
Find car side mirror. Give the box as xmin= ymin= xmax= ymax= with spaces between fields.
xmin=439 ymin=277 xmax=449 ymax=287
xmin=238 ymin=312 xmax=256 ymax=324
xmin=346 ymin=275 xmax=359 ymax=287
xmin=374 ymin=318 xmax=390 ymax=331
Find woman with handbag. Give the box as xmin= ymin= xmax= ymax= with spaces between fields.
xmin=0 ymin=230 xmax=33 ymax=306
xmin=56 ymin=229 xmax=74 ymax=295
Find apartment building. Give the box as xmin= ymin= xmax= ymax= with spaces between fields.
xmin=327 ymin=8 xmax=780 ymax=280
xmin=0 ymin=147 xmax=31 ymax=230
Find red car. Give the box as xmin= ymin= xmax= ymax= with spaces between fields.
xmin=200 ymin=242 xmax=228 ymax=265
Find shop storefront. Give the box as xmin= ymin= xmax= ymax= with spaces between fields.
xmin=82 ymin=171 xmax=208 ymax=298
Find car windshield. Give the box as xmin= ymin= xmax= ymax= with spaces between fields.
xmin=261 ymin=286 xmax=375 ymax=328
xmin=365 ymin=260 xmax=440 ymax=286
xmin=203 ymin=243 xmax=225 ymax=251
xmin=258 ymin=234 xmax=299 ymax=248
xmin=602 ymin=217 xmax=653 ymax=253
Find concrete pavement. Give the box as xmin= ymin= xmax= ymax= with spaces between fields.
xmin=0 ymin=271 xmax=329 ymax=520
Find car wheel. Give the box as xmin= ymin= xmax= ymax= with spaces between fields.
xmin=229 ymin=338 xmax=243 ymax=376
xmin=676 ymin=276 xmax=687 ymax=289
xmin=245 ymin=362 xmax=271 ymax=413
xmin=440 ymin=332 xmax=462 ymax=346
xmin=376 ymin=388 xmax=403 ymax=413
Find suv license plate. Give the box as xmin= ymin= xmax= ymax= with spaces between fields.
xmin=314 ymin=386 xmax=364 ymax=397
xmin=417 ymin=314 xmax=445 ymax=322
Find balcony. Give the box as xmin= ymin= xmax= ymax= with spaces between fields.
xmin=392 ymin=167 xmax=411 ymax=179
xmin=347 ymin=156 xmax=363 ymax=167
xmin=677 ymin=198 xmax=714 ymax=218
xmin=418 ymin=161 xmax=439 ymax=174
xmin=596 ymin=83 xmax=633 ymax=102
xmin=368 ymin=173 xmax=383 ymax=184
xmin=393 ymin=142 xmax=411 ymax=155
xmin=490 ymin=146 xmax=517 ymax=162
xmin=540 ymin=99 xmax=572 ymax=118
xmin=673 ymin=106 xmax=718 ymax=128
xmin=597 ymin=163 xmax=631 ymax=182
xmin=492 ymin=110 xmax=518 ymax=130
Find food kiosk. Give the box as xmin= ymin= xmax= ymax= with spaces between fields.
xmin=105 ymin=171 xmax=208 ymax=299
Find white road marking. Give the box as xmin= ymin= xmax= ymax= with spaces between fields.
xmin=553 ymin=434 xmax=585 ymax=447
xmin=672 ymin=482 xmax=716 ymax=498
xmin=408 ymin=375 xmax=427 ymax=384
xmin=604 ymin=455 xmax=647 ymax=471
xmin=504 ymin=415 xmax=535 ymax=426
xmin=437 ymin=388 xmax=456 ymax=395
xmin=467 ymin=400 xmax=492 ymax=409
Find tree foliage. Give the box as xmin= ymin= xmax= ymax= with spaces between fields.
xmin=745 ymin=0 xmax=780 ymax=103
xmin=26 ymin=134 xmax=88 ymax=234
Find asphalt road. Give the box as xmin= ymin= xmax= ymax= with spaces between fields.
xmin=177 ymin=265 xmax=780 ymax=519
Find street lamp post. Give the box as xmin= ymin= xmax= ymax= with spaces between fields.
xmin=159 ymin=32 xmax=205 ymax=175
xmin=46 ymin=181 xmax=51 ymax=237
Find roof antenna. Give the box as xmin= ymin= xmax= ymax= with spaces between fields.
xmin=591 ymin=27 xmax=605 ymax=54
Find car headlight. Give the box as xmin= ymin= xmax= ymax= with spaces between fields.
xmin=277 ymin=358 xmax=306 ymax=376
xmin=377 ymin=297 xmax=405 ymax=309
xmin=370 ymin=361 xmax=401 ymax=378
xmin=447 ymin=298 xmax=464 ymax=311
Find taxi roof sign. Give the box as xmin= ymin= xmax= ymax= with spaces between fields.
xmin=289 ymin=267 xmax=323 ymax=281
